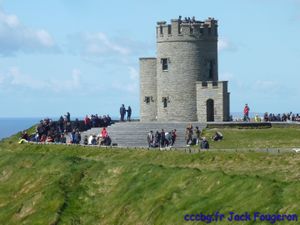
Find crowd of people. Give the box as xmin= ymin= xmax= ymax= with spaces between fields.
xmin=178 ymin=15 xmax=199 ymax=24
xmin=83 ymin=114 xmax=112 ymax=129
xmin=241 ymin=104 xmax=300 ymax=122
xmin=82 ymin=127 xmax=112 ymax=146
xmin=19 ymin=112 xmax=112 ymax=145
xmin=147 ymin=129 xmax=177 ymax=148
xmin=263 ymin=112 xmax=300 ymax=122
xmin=146 ymin=125 xmax=223 ymax=150
xmin=184 ymin=124 xmax=223 ymax=149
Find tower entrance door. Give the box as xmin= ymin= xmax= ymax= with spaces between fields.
xmin=206 ymin=99 xmax=214 ymax=122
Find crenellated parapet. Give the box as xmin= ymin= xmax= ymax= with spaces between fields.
xmin=156 ymin=17 xmax=218 ymax=42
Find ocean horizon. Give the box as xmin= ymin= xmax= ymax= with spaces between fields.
xmin=0 ymin=117 xmax=42 ymax=141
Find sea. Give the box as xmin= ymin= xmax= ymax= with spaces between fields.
xmin=0 ymin=118 xmax=42 ymax=141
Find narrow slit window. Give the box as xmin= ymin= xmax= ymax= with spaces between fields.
xmin=144 ymin=96 xmax=150 ymax=104
xmin=162 ymin=58 xmax=168 ymax=71
xmin=162 ymin=97 xmax=169 ymax=108
xmin=168 ymin=25 xmax=171 ymax=35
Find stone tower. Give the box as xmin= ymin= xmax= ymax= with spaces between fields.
xmin=140 ymin=17 xmax=230 ymax=122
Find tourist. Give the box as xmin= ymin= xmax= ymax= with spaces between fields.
xmin=254 ymin=114 xmax=261 ymax=122
xmin=70 ymin=130 xmax=76 ymax=144
xmin=194 ymin=126 xmax=201 ymax=145
xmin=212 ymin=131 xmax=223 ymax=141
xmin=83 ymin=135 xmax=88 ymax=145
xmin=120 ymin=104 xmax=126 ymax=121
xmin=74 ymin=130 xmax=81 ymax=144
xmin=84 ymin=115 xmax=91 ymax=129
xmin=147 ymin=131 xmax=154 ymax=147
xmin=171 ymin=129 xmax=177 ymax=146
xmin=66 ymin=112 xmax=71 ymax=122
xmin=127 ymin=106 xmax=132 ymax=121
xmin=243 ymin=104 xmax=250 ymax=122
xmin=185 ymin=124 xmax=193 ymax=146
xmin=101 ymin=127 xmax=108 ymax=138
xmin=154 ymin=131 xmax=161 ymax=148
xmin=200 ymin=137 xmax=209 ymax=149
xmin=160 ymin=129 xmax=166 ymax=148
xmin=60 ymin=134 xmax=66 ymax=144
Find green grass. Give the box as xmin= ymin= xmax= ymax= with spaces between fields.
xmin=1 ymin=127 xmax=300 ymax=224
xmin=202 ymin=127 xmax=300 ymax=149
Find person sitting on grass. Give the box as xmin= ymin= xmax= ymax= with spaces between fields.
xmin=200 ymin=137 xmax=209 ymax=149
xmin=83 ymin=135 xmax=88 ymax=145
xmin=212 ymin=131 xmax=223 ymax=141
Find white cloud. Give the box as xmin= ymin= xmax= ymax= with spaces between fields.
xmin=36 ymin=30 xmax=55 ymax=47
xmin=2 ymin=67 xmax=81 ymax=92
xmin=253 ymin=80 xmax=281 ymax=91
xmin=67 ymin=32 xmax=154 ymax=67
xmin=112 ymin=66 xmax=139 ymax=94
xmin=218 ymin=38 xmax=237 ymax=52
xmin=9 ymin=67 xmax=46 ymax=89
xmin=83 ymin=32 xmax=130 ymax=56
xmin=0 ymin=9 xmax=59 ymax=56
xmin=128 ymin=66 xmax=138 ymax=80
xmin=49 ymin=69 xmax=81 ymax=92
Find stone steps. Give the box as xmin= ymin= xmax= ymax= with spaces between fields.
xmin=80 ymin=122 xmax=207 ymax=147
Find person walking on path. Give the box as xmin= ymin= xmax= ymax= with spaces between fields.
xmin=243 ymin=104 xmax=250 ymax=122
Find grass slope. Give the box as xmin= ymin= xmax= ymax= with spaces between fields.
xmin=203 ymin=127 xmax=300 ymax=149
xmin=0 ymin=128 xmax=300 ymax=224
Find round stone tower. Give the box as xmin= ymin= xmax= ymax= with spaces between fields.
xmin=156 ymin=18 xmax=218 ymax=121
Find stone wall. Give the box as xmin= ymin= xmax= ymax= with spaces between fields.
xmin=196 ymin=81 xmax=230 ymax=122
xmin=140 ymin=58 xmax=157 ymax=121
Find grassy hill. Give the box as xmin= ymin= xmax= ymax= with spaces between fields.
xmin=0 ymin=127 xmax=300 ymax=224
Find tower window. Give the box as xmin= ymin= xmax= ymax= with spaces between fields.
xmin=168 ymin=25 xmax=171 ymax=35
xmin=144 ymin=96 xmax=150 ymax=104
xmin=162 ymin=97 xmax=169 ymax=108
xmin=161 ymin=58 xmax=168 ymax=71
xmin=144 ymin=96 xmax=154 ymax=104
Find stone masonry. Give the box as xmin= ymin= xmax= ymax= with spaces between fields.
xmin=140 ymin=17 xmax=230 ymax=122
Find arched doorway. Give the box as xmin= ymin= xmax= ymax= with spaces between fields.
xmin=206 ymin=99 xmax=214 ymax=122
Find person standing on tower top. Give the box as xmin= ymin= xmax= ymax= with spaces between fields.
xmin=243 ymin=104 xmax=250 ymax=122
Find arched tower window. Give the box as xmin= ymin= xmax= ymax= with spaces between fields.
xmin=206 ymin=99 xmax=214 ymax=121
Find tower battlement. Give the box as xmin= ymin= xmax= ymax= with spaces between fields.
xmin=156 ymin=17 xmax=218 ymax=42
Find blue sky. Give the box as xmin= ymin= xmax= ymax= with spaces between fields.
xmin=0 ymin=0 xmax=300 ymax=118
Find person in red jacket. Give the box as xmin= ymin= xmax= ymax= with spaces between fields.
xmin=84 ymin=115 xmax=91 ymax=129
xmin=243 ymin=104 xmax=250 ymax=122
xmin=101 ymin=127 xmax=108 ymax=138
